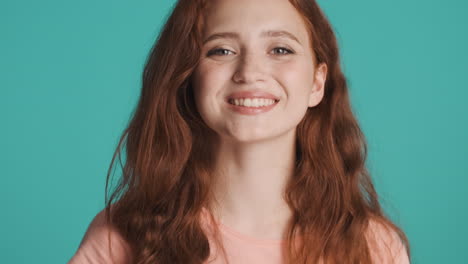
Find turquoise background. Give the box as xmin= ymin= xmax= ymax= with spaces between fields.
xmin=1 ymin=0 xmax=466 ymax=263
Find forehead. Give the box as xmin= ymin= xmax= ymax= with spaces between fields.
xmin=202 ymin=0 xmax=311 ymax=46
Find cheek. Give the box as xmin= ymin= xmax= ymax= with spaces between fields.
xmin=272 ymin=60 xmax=314 ymax=97
xmin=194 ymin=62 xmax=232 ymax=99
xmin=192 ymin=62 xmax=233 ymax=122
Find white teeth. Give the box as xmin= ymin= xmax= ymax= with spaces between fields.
xmin=231 ymin=98 xmax=277 ymax=107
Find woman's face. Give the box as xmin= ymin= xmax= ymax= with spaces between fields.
xmin=192 ymin=0 xmax=327 ymax=143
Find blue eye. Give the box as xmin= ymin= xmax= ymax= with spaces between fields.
xmin=272 ymin=47 xmax=294 ymax=55
xmin=207 ymin=48 xmax=234 ymax=56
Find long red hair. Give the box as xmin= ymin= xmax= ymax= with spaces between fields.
xmin=103 ymin=0 xmax=411 ymax=263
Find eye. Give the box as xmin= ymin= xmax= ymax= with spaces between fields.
xmin=206 ymin=47 xmax=294 ymax=57
xmin=271 ymin=47 xmax=294 ymax=55
xmin=207 ymin=48 xmax=235 ymax=56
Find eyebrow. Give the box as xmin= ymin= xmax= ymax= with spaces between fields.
xmin=203 ymin=30 xmax=302 ymax=45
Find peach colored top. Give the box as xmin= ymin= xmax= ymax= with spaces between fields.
xmin=68 ymin=208 xmax=410 ymax=264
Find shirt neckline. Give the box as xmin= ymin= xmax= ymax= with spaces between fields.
xmin=201 ymin=206 xmax=287 ymax=245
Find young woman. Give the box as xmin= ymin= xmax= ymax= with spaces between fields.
xmin=69 ymin=0 xmax=411 ymax=263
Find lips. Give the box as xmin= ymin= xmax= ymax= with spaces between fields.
xmin=226 ymin=90 xmax=280 ymax=102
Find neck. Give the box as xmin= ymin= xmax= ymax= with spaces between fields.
xmin=209 ymin=130 xmax=296 ymax=240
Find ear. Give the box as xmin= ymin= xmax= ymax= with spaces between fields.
xmin=308 ymin=63 xmax=328 ymax=107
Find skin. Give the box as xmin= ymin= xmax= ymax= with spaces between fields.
xmin=192 ymin=0 xmax=327 ymax=240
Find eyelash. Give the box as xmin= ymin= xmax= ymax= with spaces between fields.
xmin=207 ymin=47 xmax=294 ymax=56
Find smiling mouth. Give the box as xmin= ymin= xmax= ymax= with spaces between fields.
xmin=227 ymin=98 xmax=280 ymax=108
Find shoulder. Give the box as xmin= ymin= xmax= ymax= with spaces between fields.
xmin=365 ymin=218 xmax=410 ymax=264
xmin=68 ymin=208 xmax=133 ymax=264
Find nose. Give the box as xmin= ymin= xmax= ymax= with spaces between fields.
xmin=232 ymin=51 xmax=266 ymax=84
